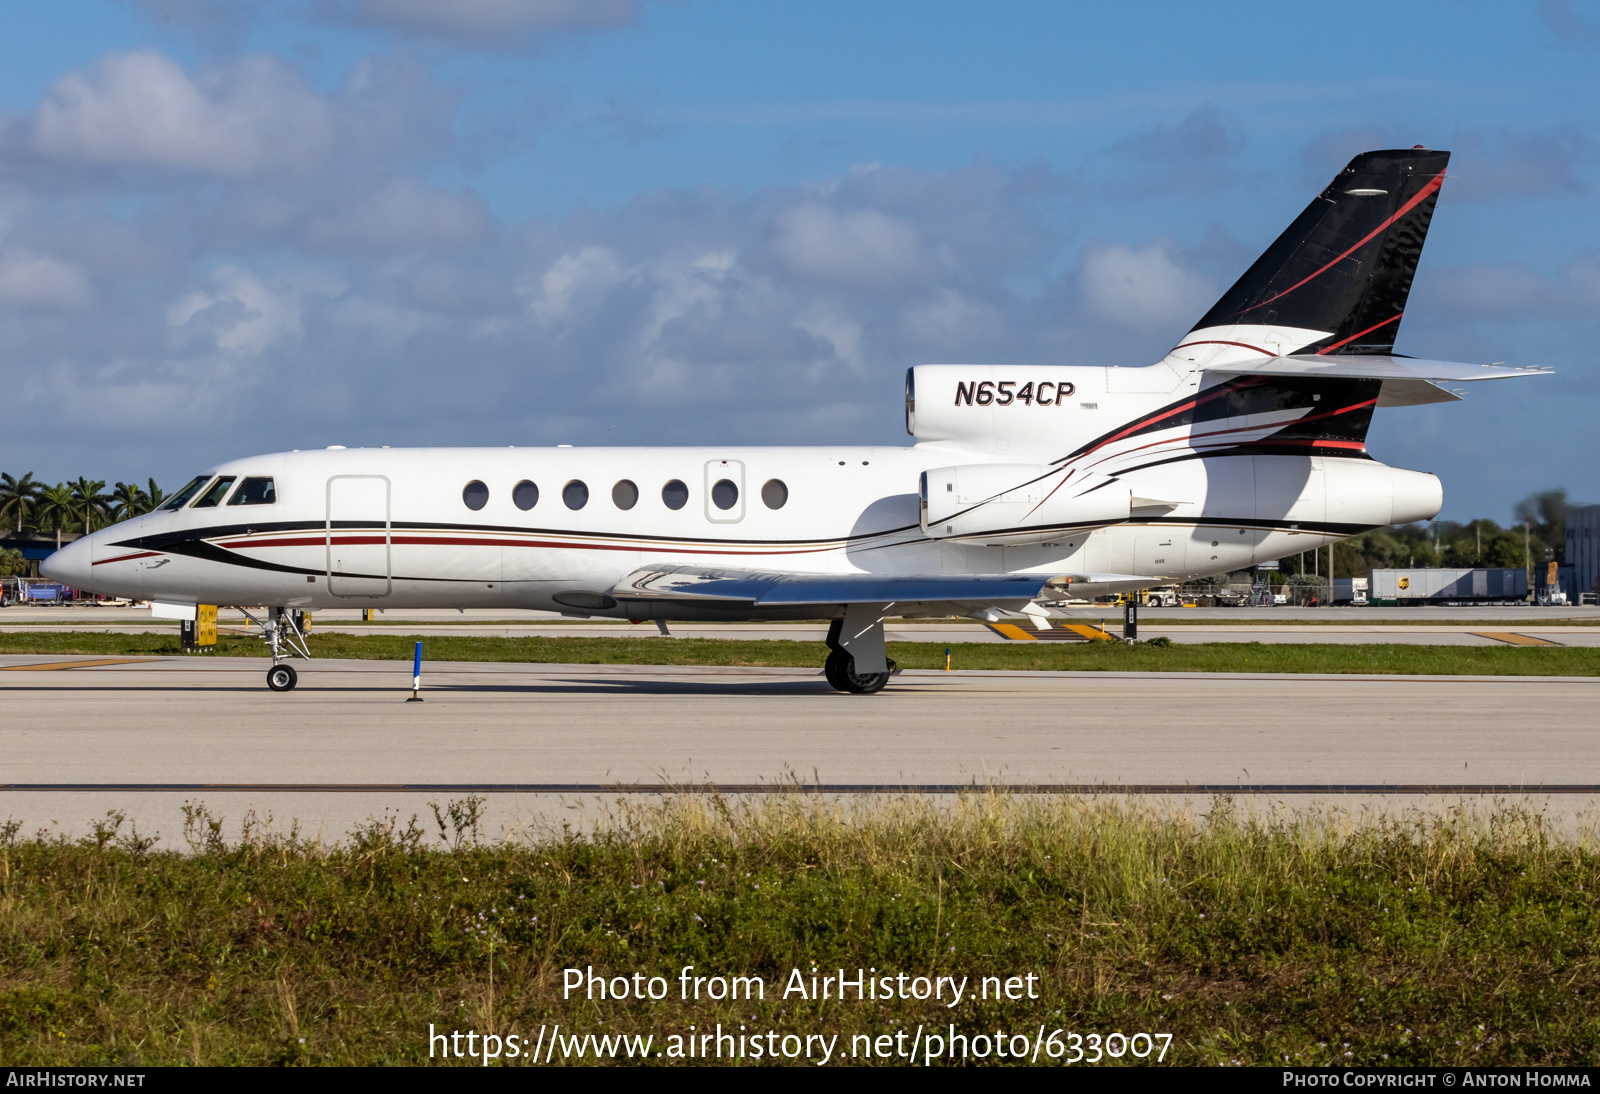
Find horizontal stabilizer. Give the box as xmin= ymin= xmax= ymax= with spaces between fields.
xmin=1210 ymin=355 xmax=1548 ymax=383
xmin=613 ymin=566 xmax=1056 ymax=607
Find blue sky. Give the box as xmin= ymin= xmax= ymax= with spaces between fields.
xmin=0 ymin=0 xmax=1597 ymax=522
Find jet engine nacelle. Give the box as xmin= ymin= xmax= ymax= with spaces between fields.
xmin=920 ymin=463 xmax=1129 ymax=544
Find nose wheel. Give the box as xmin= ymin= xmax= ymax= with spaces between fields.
xmin=266 ymin=663 xmax=298 ymax=692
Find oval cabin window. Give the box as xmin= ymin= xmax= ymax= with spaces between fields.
xmin=563 ymin=480 xmax=589 ymax=510
xmin=712 ymin=479 xmax=739 ymax=511
xmin=463 ymin=480 xmax=489 ymax=511
xmin=612 ymin=480 xmax=639 ymax=510
xmin=513 ymin=480 xmax=539 ymax=510
xmin=761 ymin=479 xmax=787 ymax=509
xmin=661 ymin=479 xmax=688 ymax=510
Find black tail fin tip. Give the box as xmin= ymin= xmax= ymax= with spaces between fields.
xmin=1187 ymin=148 xmax=1451 ymax=357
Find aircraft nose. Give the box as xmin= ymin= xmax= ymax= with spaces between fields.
xmin=39 ymin=534 xmax=92 ymax=590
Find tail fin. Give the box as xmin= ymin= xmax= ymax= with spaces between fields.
xmin=1175 ymin=148 xmax=1450 ymax=366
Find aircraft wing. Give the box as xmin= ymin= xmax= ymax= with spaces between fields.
xmin=612 ymin=566 xmax=1059 ymax=607
xmin=610 ymin=566 xmax=1158 ymax=608
xmin=1207 ymin=355 xmax=1548 ymax=408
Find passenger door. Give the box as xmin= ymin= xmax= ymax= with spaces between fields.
xmin=326 ymin=476 xmax=391 ymax=598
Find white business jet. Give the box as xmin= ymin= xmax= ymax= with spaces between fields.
xmin=44 ymin=147 xmax=1544 ymax=693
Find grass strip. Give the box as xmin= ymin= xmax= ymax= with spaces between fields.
xmin=1 ymin=630 xmax=1599 ymax=675
xmin=1 ymin=795 xmax=1596 ymax=1066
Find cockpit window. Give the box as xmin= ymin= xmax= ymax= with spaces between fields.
xmin=190 ymin=476 xmax=237 ymax=508
xmin=160 ymin=476 xmax=212 ymax=511
xmin=227 ymin=477 xmax=276 ymax=506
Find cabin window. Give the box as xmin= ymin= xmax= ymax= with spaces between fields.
xmin=761 ymin=479 xmax=788 ymax=509
xmin=190 ymin=476 xmax=237 ymax=508
xmin=712 ymin=479 xmax=739 ymax=511
xmin=227 ymin=477 xmax=276 ymax=505
xmin=563 ymin=480 xmax=589 ymax=509
xmin=513 ymin=480 xmax=539 ymax=510
xmin=662 ymin=480 xmax=688 ymax=510
xmin=160 ymin=476 xmax=211 ymax=511
xmin=612 ymin=480 xmax=639 ymax=510
xmin=462 ymin=480 xmax=489 ymax=511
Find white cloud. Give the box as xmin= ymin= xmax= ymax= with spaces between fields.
xmin=528 ymin=246 xmax=628 ymax=324
xmin=305 ymin=179 xmax=490 ymax=254
xmin=0 ymin=251 xmax=94 ymax=309
xmin=769 ymin=203 xmax=923 ymax=288
xmin=1078 ymin=242 xmax=1215 ymax=332
xmin=33 ymin=51 xmax=334 ymax=177
xmin=897 ymin=288 xmax=1002 ymax=352
xmin=167 ymin=265 xmax=341 ymax=357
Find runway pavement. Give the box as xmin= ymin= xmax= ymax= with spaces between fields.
xmin=3 ymin=654 xmax=1598 ymax=842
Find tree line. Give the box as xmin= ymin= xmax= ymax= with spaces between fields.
xmin=1277 ymin=489 xmax=1571 ymax=582
xmin=1 ymin=473 xmax=168 ymax=548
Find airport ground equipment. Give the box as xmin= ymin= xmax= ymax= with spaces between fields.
xmin=41 ymin=149 xmax=1548 ymax=692
xmin=180 ymin=604 xmax=217 ymax=651
xmin=1369 ymin=568 xmax=1527 ymax=605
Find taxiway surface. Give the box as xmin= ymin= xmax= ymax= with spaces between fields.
xmin=3 ymin=655 xmax=1597 ymax=841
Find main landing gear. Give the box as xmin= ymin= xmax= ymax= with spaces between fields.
xmin=823 ymin=609 xmax=896 ymax=694
xmin=243 ymin=606 xmax=311 ymax=692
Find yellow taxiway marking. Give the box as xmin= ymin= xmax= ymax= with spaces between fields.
xmin=985 ymin=622 xmax=1118 ymax=642
xmin=1470 ymin=632 xmax=1562 ymax=647
xmin=0 ymin=658 xmax=160 ymax=671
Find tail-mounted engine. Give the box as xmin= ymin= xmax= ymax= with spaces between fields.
xmin=920 ymin=464 xmax=1129 ymax=545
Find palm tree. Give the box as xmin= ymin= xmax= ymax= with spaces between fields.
xmin=110 ymin=481 xmax=149 ymax=522
xmin=146 ymin=478 xmax=166 ymax=511
xmin=35 ymin=483 xmax=74 ymax=550
xmin=68 ymin=477 xmax=109 ymax=536
xmin=0 ymin=472 xmax=42 ymax=534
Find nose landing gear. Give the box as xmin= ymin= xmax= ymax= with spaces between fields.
xmin=243 ymin=606 xmax=311 ymax=692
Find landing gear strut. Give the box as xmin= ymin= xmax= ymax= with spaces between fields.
xmin=244 ymin=606 xmax=311 ymax=692
xmin=823 ymin=611 xmax=896 ymax=694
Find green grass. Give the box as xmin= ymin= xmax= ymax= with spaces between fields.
xmin=2 ymin=795 xmax=1598 ymax=1066
xmin=1 ymin=629 xmax=1598 ymax=675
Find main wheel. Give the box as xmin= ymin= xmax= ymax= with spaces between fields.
xmin=824 ymin=649 xmax=892 ymax=694
xmin=266 ymin=664 xmax=298 ymax=692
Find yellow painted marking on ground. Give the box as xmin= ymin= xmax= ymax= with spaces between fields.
xmin=1470 ymin=632 xmax=1562 ymax=647
xmin=986 ymin=622 xmax=1119 ymax=642
xmin=1060 ymin=623 xmax=1116 ymax=641
xmin=0 ymin=658 xmax=160 ymax=671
